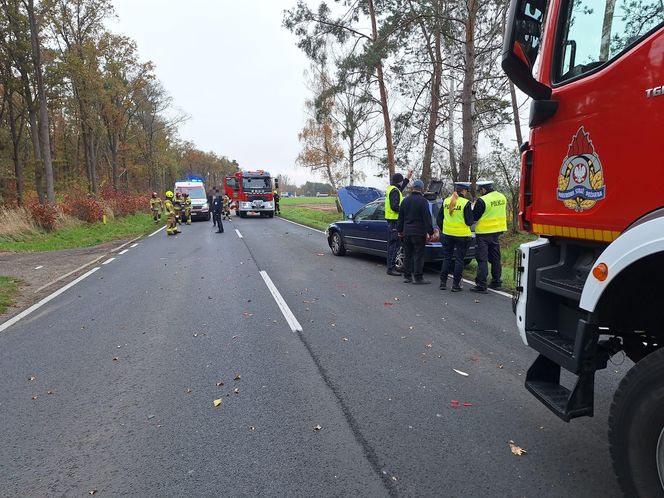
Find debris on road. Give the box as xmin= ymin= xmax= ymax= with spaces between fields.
xmin=185 ymin=388 xmax=192 ymax=394
xmin=450 ymin=400 xmax=460 ymax=408
xmin=384 ymin=302 xmax=394 ymax=307
xmin=342 ymin=337 xmax=348 ymax=342
xmin=28 ymin=376 xmax=36 ymax=381
xmin=233 ymin=388 xmax=240 ymax=394
xmin=112 ymin=357 xmax=119 ymax=361
xmin=233 ymin=374 xmax=241 ymax=381
xmin=453 ymin=368 xmax=469 ymax=377
xmin=312 ymin=424 xmax=322 ymax=432
xmin=89 ymin=490 xmax=97 ymax=495
xmin=31 ymin=395 xmax=38 ymax=400
xmin=216 ymin=381 xmax=224 ymax=387
xmin=213 ymin=399 xmax=222 ymax=407
xmin=509 ymin=440 xmax=527 ymax=456
xmin=425 ymin=343 xmax=432 ymax=348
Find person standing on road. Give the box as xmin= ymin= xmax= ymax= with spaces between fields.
xmin=212 ymin=189 xmax=224 ymax=233
xmin=439 ymin=182 xmax=474 ymax=292
xmin=274 ymin=190 xmax=281 ymax=216
xmin=223 ymin=194 xmax=232 ymax=221
xmin=149 ymin=192 xmax=162 ymax=223
xmin=396 ymin=179 xmax=434 ymax=285
xmin=208 ymin=189 xmax=216 ymax=227
xmin=183 ymin=192 xmax=192 ymax=225
xmin=173 ymin=192 xmax=183 ymax=225
xmin=164 ymin=191 xmax=179 ymax=236
xmin=385 ymin=169 xmax=414 ymax=276
xmin=470 ymin=180 xmax=507 ymax=293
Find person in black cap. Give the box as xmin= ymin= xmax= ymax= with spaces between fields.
xmin=438 ymin=182 xmax=474 ymax=292
xmin=211 ymin=188 xmax=224 ymax=233
xmin=384 ymin=168 xmax=413 ymax=276
xmin=470 ymin=180 xmax=507 ymax=292
xmin=397 ymin=179 xmax=434 ymax=284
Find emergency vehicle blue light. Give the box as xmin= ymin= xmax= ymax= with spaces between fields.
xmin=187 ymin=175 xmax=204 ymax=183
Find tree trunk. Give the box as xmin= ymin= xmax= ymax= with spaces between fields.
xmin=367 ymin=0 xmax=395 ymax=177
xmin=348 ymin=134 xmax=355 ymax=186
xmin=26 ymin=0 xmax=55 ymax=204
xmin=509 ymin=82 xmax=523 ymax=146
xmin=7 ymin=91 xmax=25 ymax=206
xmin=110 ymin=132 xmax=119 ymax=190
xmin=421 ymin=6 xmax=443 ymax=185
xmin=600 ymin=0 xmax=617 ymax=61
xmin=459 ymin=0 xmax=477 ymax=182
xmin=446 ymin=42 xmax=458 ymax=182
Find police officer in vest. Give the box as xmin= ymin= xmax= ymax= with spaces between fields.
xmin=439 ymin=182 xmax=474 ymax=292
xmin=385 ymin=169 xmax=413 ymax=276
xmin=471 ymin=180 xmax=507 ymax=293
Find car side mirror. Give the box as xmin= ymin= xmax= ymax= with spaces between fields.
xmin=347 ymin=213 xmax=354 ymax=220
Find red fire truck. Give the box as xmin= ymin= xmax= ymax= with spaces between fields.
xmin=503 ymin=1 xmax=663 ymax=495
xmin=223 ymin=170 xmax=277 ymax=218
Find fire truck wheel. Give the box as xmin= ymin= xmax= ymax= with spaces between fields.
xmin=609 ymin=346 xmax=664 ymax=498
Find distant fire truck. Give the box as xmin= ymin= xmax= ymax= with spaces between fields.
xmin=223 ymin=170 xmax=277 ymax=218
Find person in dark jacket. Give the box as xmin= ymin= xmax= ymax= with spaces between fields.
xmin=208 ymin=190 xmax=216 ymax=227
xmin=211 ymin=189 xmax=224 ymax=233
xmin=438 ymin=182 xmax=474 ymax=292
xmin=385 ymin=169 xmax=413 ymax=276
xmin=396 ymin=179 xmax=434 ymax=284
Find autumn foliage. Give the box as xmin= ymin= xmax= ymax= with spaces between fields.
xmin=28 ymin=203 xmax=58 ymax=232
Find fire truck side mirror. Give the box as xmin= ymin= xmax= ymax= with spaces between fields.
xmin=502 ymin=0 xmax=552 ymax=101
xmin=275 ymin=179 xmax=279 ymax=190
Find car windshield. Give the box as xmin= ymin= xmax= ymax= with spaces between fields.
xmin=243 ymin=177 xmax=271 ymax=190
xmin=176 ymin=187 xmax=206 ymax=199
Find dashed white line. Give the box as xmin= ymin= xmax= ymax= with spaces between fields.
xmin=118 ymin=249 xmax=129 ymax=255
xmin=0 ymin=267 xmax=100 ymax=333
xmin=259 ymin=270 xmax=303 ymax=333
xmin=111 ymin=234 xmax=143 ymax=252
xmin=148 ymin=226 xmax=166 ymax=237
xmin=130 ymin=243 xmax=138 ymax=248
xmin=102 ymin=257 xmax=116 ymax=265
xmin=235 ymin=229 xmax=243 ymax=239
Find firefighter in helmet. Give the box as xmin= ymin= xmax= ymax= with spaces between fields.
xmin=173 ymin=192 xmax=183 ymax=225
xmin=273 ymin=190 xmax=281 ymax=215
xmin=149 ymin=192 xmax=162 ymax=223
xmin=222 ymin=193 xmax=232 ymax=221
xmin=183 ymin=192 xmax=192 ymax=225
xmin=164 ymin=191 xmax=180 ymax=235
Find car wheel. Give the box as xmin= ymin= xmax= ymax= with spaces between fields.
xmin=395 ymin=246 xmax=405 ymax=273
xmin=609 ymin=347 xmax=664 ymax=498
xmin=206 ymin=213 xmax=211 ymax=221
xmin=268 ymin=212 xmax=274 ymax=218
xmin=330 ymin=232 xmax=346 ymax=256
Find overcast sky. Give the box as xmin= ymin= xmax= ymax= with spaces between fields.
xmin=111 ymin=0 xmax=386 ymax=189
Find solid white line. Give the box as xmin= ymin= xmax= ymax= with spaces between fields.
xmin=118 ymin=249 xmax=129 ymax=255
xmin=102 ymin=257 xmax=116 ymax=265
xmin=130 ymin=243 xmax=138 ymax=248
xmin=35 ymin=255 xmax=106 ymax=294
xmin=111 ymin=234 xmax=143 ymax=252
xmin=235 ymin=229 xmax=243 ymax=239
xmin=148 ymin=226 xmax=166 ymax=237
xmin=259 ymin=270 xmax=303 ymax=333
xmin=0 ymin=267 xmax=100 ymax=333
xmin=460 ymin=277 xmax=512 ymax=298
xmin=277 ymin=216 xmax=326 ymax=234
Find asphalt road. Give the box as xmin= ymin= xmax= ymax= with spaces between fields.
xmin=0 ymin=216 xmax=629 ymax=497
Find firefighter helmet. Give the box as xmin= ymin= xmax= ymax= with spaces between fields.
xmin=165 ymin=191 xmax=174 ymax=198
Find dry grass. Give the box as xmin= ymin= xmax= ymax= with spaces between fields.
xmin=0 ymin=207 xmax=42 ymax=242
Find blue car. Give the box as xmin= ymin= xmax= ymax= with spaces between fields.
xmin=326 ymin=186 xmax=476 ymax=272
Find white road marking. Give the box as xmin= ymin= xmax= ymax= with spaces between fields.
xmin=111 ymin=234 xmax=143 ymax=252
xmin=148 ymin=226 xmax=166 ymax=237
xmin=118 ymin=249 xmax=129 ymax=255
xmin=0 ymin=267 xmax=100 ymax=333
xmin=130 ymin=243 xmax=138 ymax=248
xmin=259 ymin=271 xmax=303 ymax=333
xmin=277 ymin=217 xmax=326 ymax=234
xmin=235 ymin=229 xmax=243 ymax=239
xmin=102 ymin=257 xmax=116 ymax=265
xmin=34 ymin=266 xmax=43 ymax=270
xmin=35 ymin=255 xmax=106 ymax=293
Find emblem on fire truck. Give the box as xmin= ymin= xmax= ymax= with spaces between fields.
xmin=556 ymin=127 xmax=606 ymax=212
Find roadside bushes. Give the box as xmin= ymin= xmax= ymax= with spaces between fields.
xmin=101 ymin=188 xmax=149 ymax=217
xmin=67 ymin=197 xmax=105 ymax=223
xmin=28 ymin=203 xmax=59 ymax=231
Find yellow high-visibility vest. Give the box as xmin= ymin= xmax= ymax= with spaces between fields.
xmin=475 ymin=191 xmax=507 ymax=234
xmin=384 ymin=185 xmax=403 ymax=220
xmin=443 ymin=196 xmax=472 ymax=237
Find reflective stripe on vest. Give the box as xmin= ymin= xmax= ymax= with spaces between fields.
xmin=442 ymin=196 xmax=472 ymax=237
xmin=384 ymin=185 xmax=403 ymax=220
xmin=475 ymin=191 xmax=507 ymax=234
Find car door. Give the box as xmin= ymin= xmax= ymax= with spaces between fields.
xmin=365 ymin=202 xmax=389 ymax=254
xmin=343 ymin=203 xmax=378 ymax=250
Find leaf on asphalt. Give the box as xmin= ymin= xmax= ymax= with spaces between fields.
xmin=312 ymin=424 xmax=322 ymax=432
xmin=394 ymin=297 xmax=400 ymax=301
xmin=249 ymin=426 xmax=256 ymax=431
xmin=316 ymin=253 xmax=325 ymax=256
xmin=450 ymin=400 xmax=460 ymax=408
xmin=509 ymin=440 xmax=527 ymax=456
xmin=185 ymin=388 xmax=192 ymax=394
xmin=47 ymin=390 xmax=54 ymax=395
xmin=213 ymin=399 xmax=222 ymax=407
xmin=112 ymin=357 xmax=119 ymax=361
xmin=409 ymin=326 xmax=414 ymax=330
xmin=425 ymin=344 xmax=432 ymax=348
xmin=28 ymin=376 xmax=36 ymax=381
xmin=391 ymin=476 xmax=398 ymax=481
xmin=89 ymin=490 xmax=97 ymax=495
xmin=453 ymin=369 xmax=469 ymax=377
xmin=474 ymin=299 xmax=480 ymax=304
xmin=342 ymin=337 xmax=348 ymax=341
xmin=234 ymin=374 xmax=241 ymax=381
xmin=232 ymin=335 xmax=238 ymax=340
xmin=463 ymin=402 xmax=473 ymax=407
xmin=384 ymin=302 xmax=394 ymax=307
xmin=331 ymin=323 xmax=336 ymax=327
xmin=242 ymin=312 xmax=253 ymax=317
xmin=32 ymin=395 xmax=38 ymax=400
xmin=498 ymin=364 xmax=504 ymax=369
xmin=216 ymin=381 xmax=224 ymax=387
xmin=233 ymin=388 xmax=240 ymax=394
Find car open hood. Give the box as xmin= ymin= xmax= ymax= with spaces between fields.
xmin=336 ymin=186 xmax=383 ymax=217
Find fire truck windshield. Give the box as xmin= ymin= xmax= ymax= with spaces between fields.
xmin=242 ymin=177 xmax=271 ymax=191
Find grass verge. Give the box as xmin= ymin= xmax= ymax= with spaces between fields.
xmin=463 ymin=232 xmax=537 ymax=292
xmin=279 ymin=197 xmax=342 ymax=231
xmin=0 ymin=276 xmax=21 ymax=314
xmin=0 ymin=213 xmax=158 ymax=252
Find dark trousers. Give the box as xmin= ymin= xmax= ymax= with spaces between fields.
xmin=439 ymin=235 xmax=471 ymax=287
xmin=213 ymin=212 xmax=224 ymax=232
xmin=275 ymin=202 xmax=280 ymax=214
xmin=386 ymin=220 xmax=401 ymax=271
xmin=402 ymin=235 xmax=426 ymax=280
xmin=475 ymin=232 xmax=502 ymax=288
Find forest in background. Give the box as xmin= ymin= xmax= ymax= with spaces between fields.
xmin=0 ymin=0 xmax=239 ymax=209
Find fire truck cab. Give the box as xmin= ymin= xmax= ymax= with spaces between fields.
xmin=503 ymin=1 xmax=664 ymax=495
xmin=223 ymin=170 xmax=277 ymax=218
